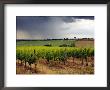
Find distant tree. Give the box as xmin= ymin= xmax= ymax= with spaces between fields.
xmin=74 ymin=37 xmax=76 ymax=39
xmin=44 ymin=43 xmax=52 ymax=46
xmin=66 ymin=38 xmax=68 ymax=40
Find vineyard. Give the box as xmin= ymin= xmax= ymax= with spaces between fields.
xmin=16 ymin=46 xmax=94 ymax=74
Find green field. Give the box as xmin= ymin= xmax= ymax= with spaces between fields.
xmin=16 ymin=40 xmax=75 ymax=46
xmin=16 ymin=39 xmax=94 ymax=74
xmin=16 ymin=39 xmax=94 ymax=48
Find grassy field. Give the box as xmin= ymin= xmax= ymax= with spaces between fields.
xmin=16 ymin=39 xmax=94 ymax=74
xmin=17 ymin=40 xmax=75 ymax=46
xmin=17 ymin=39 xmax=94 ymax=48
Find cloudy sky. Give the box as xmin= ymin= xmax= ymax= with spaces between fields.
xmin=16 ymin=16 xmax=94 ymax=39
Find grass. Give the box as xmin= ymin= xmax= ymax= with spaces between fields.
xmin=17 ymin=39 xmax=94 ymax=48
xmin=16 ymin=40 xmax=75 ymax=46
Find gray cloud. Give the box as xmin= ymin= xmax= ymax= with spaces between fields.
xmin=16 ymin=16 xmax=94 ymax=39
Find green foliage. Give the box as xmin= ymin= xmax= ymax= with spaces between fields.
xmin=59 ymin=42 xmax=75 ymax=47
xmin=59 ymin=44 xmax=68 ymax=47
xmin=44 ymin=44 xmax=52 ymax=46
xmin=16 ymin=46 xmax=94 ymax=65
xmin=45 ymin=51 xmax=53 ymax=62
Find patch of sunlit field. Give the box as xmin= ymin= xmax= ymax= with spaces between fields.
xmin=75 ymin=40 xmax=94 ymax=48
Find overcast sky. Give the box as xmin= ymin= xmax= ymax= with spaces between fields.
xmin=16 ymin=16 xmax=94 ymax=39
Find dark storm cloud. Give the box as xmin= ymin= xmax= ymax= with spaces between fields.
xmin=73 ymin=16 xmax=94 ymax=20
xmin=16 ymin=16 xmax=94 ymax=30
xmin=16 ymin=16 xmax=50 ymax=30
xmin=16 ymin=16 xmax=94 ymax=39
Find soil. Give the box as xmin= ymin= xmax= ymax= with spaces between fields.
xmin=16 ymin=57 xmax=94 ymax=74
